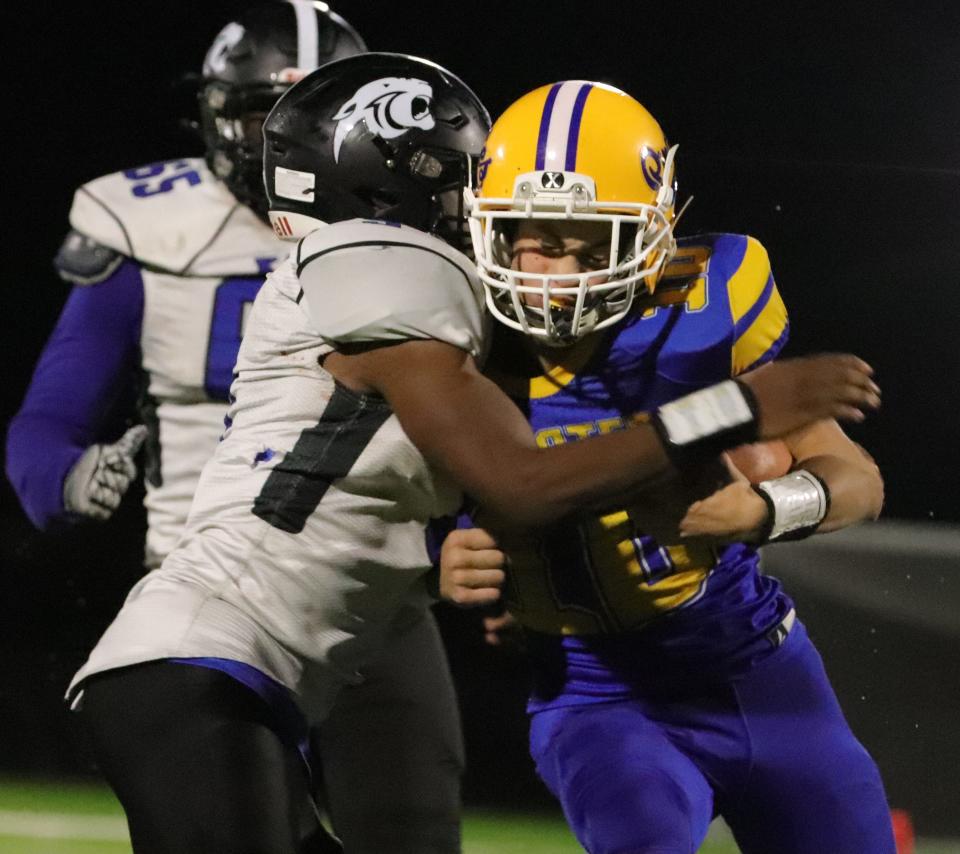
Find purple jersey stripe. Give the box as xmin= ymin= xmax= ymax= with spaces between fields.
xmin=564 ymin=83 xmax=593 ymax=171
xmin=634 ymin=533 xmax=674 ymax=584
xmin=743 ymin=320 xmax=791 ymax=373
xmin=535 ymin=83 xmax=563 ymax=170
xmin=733 ymin=271 xmax=775 ymax=339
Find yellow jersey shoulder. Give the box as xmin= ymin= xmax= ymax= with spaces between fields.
xmin=662 ymin=233 xmax=789 ymax=375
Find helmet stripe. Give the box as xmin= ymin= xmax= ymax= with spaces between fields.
xmin=289 ymin=0 xmax=320 ymax=69
xmin=535 ymin=83 xmax=563 ymax=170
xmin=564 ymin=83 xmax=593 ymax=170
xmin=539 ymin=81 xmax=591 ymax=172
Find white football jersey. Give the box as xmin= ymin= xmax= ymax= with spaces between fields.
xmin=69 ymin=220 xmax=487 ymax=721
xmin=70 ymin=158 xmax=287 ymax=565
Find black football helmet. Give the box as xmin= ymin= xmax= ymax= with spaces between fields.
xmin=199 ymin=1 xmax=366 ymax=218
xmin=263 ymin=53 xmax=491 ymax=251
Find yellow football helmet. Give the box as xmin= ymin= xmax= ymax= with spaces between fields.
xmin=465 ymin=81 xmax=678 ymax=344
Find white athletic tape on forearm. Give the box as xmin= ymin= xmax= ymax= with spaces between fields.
xmin=755 ymin=469 xmax=829 ymax=542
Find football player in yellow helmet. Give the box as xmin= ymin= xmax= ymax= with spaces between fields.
xmin=443 ymin=81 xmax=895 ymax=854
xmin=466 ymin=81 xmax=679 ymax=344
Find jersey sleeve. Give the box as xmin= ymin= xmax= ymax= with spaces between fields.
xmin=295 ymin=221 xmax=486 ymax=359
xmin=5 ymin=260 xmax=144 ymax=529
xmin=726 ymin=235 xmax=789 ymax=375
xmin=67 ymin=159 xmax=282 ymax=277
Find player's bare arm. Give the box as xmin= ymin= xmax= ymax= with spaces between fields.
xmin=780 ymin=417 xmax=884 ymax=530
xmin=734 ymin=355 xmax=881 ymax=433
xmin=323 ymin=340 xmax=879 ymax=529
xmin=679 ymin=418 xmax=883 ymax=541
xmin=324 ymin=338 xmax=668 ymax=527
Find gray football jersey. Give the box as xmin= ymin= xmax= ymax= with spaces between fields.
xmin=69 ymin=220 xmax=487 ymax=721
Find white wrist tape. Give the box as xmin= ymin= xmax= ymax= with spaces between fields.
xmin=652 ymin=380 xmax=758 ymax=467
xmin=754 ymin=469 xmax=830 ymax=542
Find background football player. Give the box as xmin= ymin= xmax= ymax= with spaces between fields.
xmin=63 ymin=54 xmax=879 ymax=854
xmin=3 ymin=5 xmax=467 ymax=853
xmin=440 ymin=81 xmax=894 ymax=854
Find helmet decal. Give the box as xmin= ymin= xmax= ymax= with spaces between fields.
xmin=332 ymin=77 xmax=435 ymax=162
xmin=203 ymin=22 xmax=245 ymax=77
xmin=266 ymin=53 xmax=490 ymax=243
xmin=477 ymin=146 xmax=492 ymax=188
xmin=640 ymin=145 xmax=667 ymax=192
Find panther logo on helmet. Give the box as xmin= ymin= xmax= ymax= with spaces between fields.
xmin=332 ymin=77 xmax=435 ymax=162
xmin=202 ymin=22 xmax=245 ymax=77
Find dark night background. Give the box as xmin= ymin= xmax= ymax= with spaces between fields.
xmin=2 ymin=0 xmax=959 ymax=842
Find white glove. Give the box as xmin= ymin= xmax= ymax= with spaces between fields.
xmin=63 ymin=425 xmax=148 ymax=521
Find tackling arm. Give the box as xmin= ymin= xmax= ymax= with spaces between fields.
xmin=323 ymin=341 xmax=880 ymax=531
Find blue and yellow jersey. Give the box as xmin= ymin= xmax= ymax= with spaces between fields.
xmin=490 ymin=233 xmax=789 ymax=641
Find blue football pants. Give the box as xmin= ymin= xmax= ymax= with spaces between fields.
xmin=529 ymin=621 xmax=895 ymax=854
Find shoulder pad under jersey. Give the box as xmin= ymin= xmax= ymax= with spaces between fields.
xmin=296 ymin=220 xmax=486 ymax=359
xmin=68 ymin=158 xmax=284 ymax=277
xmin=716 ymin=234 xmax=788 ymax=374
xmin=660 ymin=233 xmax=789 ymax=377
xmin=53 ymin=229 xmax=124 ymax=285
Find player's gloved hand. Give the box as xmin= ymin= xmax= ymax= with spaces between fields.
xmin=739 ymin=354 xmax=881 ymax=438
xmin=63 ymin=425 xmax=148 ymax=521
xmin=439 ymin=527 xmax=507 ymax=607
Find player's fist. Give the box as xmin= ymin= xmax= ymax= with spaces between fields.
xmin=739 ymin=354 xmax=880 ymax=438
xmin=440 ymin=527 xmax=507 ymax=607
xmin=63 ymin=425 xmax=148 ymax=521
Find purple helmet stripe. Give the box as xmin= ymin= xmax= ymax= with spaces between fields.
xmin=535 ymin=83 xmax=563 ymax=170
xmin=564 ymin=83 xmax=593 ymax=171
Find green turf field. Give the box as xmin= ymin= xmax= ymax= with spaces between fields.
xmin=2 ymin=778 xmax=958 ymax=853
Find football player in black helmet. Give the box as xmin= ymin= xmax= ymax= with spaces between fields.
xmin=263 ymin=52 xmax=489 ymax=252
xmin=199 ymin=1 xmax=367 ymax=218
